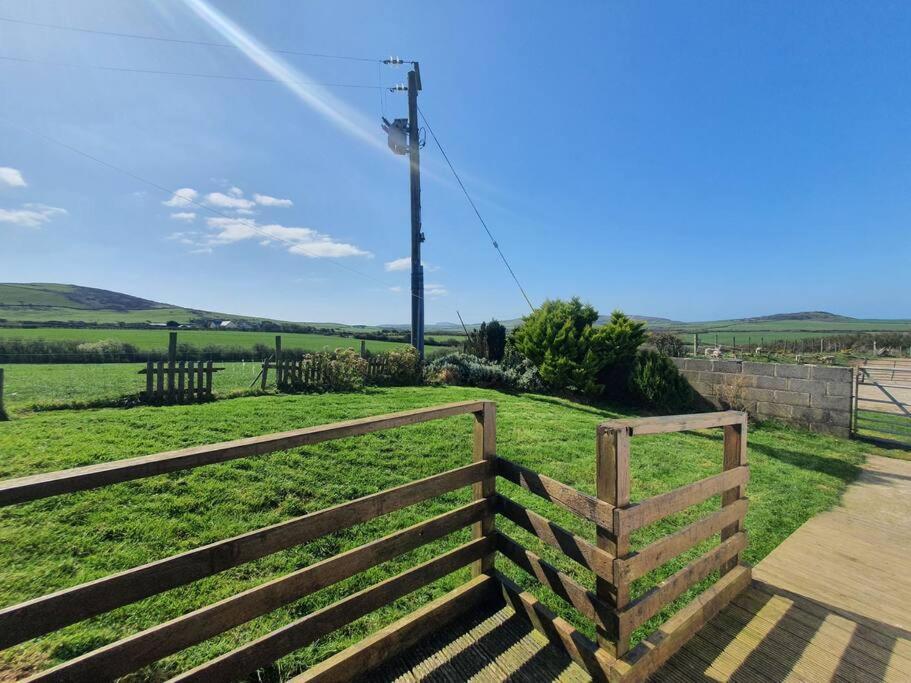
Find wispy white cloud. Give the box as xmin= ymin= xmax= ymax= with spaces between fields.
xmin=426 ymin=282 xmax=448 ymax=297
xmin=204 ymin=191 xmax=256 ymax=210
xmin=254 ymin=193 xmax=293 ymax=208
xmin=163 ymin=187 xmax=198 ymax=207
xmin=171 ymin=215 xmax=370 ymax=259
xmin=388 ymin=285 xmax=403 ymax=293
xmin=0 ymin=203 xmax=67 ymax=228
xmin=170 ymin=211 xmax=197 ymax=222
xmin=384 ymin=256 xmax=411 ymax=272
xmin=227 ymin=186 xmax=244 ymax=197
xmin=0 ymin=167 xmax=27 ymax=188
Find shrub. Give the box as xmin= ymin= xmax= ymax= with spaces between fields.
xmin=282 ymin=348 xmax=367 ymax=392
xmin=652 ymin=332 xmax=685 ymax=358
xmin=629 ymin=350 xmax=693 ymax=412
xmin=484 ymin=320 xmax=507 ymax=361
xmin=592 ymin=311 xmax=648 ymax=399
xmin=501 ymin=342 xmax=547 ymax=392
xmin=511 ymin=298 xmax=602 ymax=394
xmin=368 ymin=346 xmax=422 ymax=386
xmin=511 ymin=300 xmax=647 ymax=397
xmin=462 ymin=320 xmax=508 ymax=361
xmin=424 ymin=353 xmax=514 ymax=389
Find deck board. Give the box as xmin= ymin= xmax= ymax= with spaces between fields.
xmin=365 ymin=601 xmax=591 ymax=682
xmin=652 ymin=453 xmax=911 ymax=682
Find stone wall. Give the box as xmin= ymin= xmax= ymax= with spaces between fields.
xmin=671 ymin=358 xmax=853 ymax=438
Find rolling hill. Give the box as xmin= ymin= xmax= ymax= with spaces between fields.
xmin=1 ymin=285 xmax=908 ymax=343
xmin=0 ymin=283 xmax=352 ymax=329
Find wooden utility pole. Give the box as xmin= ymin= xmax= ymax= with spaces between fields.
xmin=407 ymin=64 xmax=425 ymax=359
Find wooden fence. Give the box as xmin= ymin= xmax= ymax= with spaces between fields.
xmin=140 ymin=359 xmax=223 ymax=403
xmin=487 ymin=410 xmax=750 ymax=682
xmin=0 ymin=404 xmax=749 ymax=682
xmin=262 ymin=354 xmax=395 ymax=390
xmin=0 ymin=401 xmax=497 ymax=682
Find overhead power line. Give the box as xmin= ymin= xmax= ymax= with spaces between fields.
xmin=0 ymin=116 xmax=427 ymax=303
xmin=0 ymin=54 xmax=384 ymax=89
xmin=417 ymin=106 xmax=536 ymax=313
xmin=0 ymin=15 xmax=384 ymax=63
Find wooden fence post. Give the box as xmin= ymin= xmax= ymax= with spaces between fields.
xmin=721 ymin=416 xmax=748 ymax=574
xmin=275 ymin=336 xmax=282 ymax=386
xmin=360 ymin=340 xmax=367 ymax=358
xmin=145 ymin=360 xmax=153 ymax=399
xmin=205 ymin=361 xmax=213 ymax=398
xmin=177 ymin=361 xmax=186 ymax=402
xmin=261 ymin=359 xmax=270 ymax=391
xmin=471 ymin=401 xmax=496 ymax=577
xmin=596 ymin=424 xmax=631 ymax=657
xmin=187 ymin=360 xmax=195 ymax=400
xmin=156 ymin=360 xmax=164 ymax=399
xmin=167 ymin=332 xmax=177 ymax=401
xmin=0 ymin=368 xmax=7 ymax=420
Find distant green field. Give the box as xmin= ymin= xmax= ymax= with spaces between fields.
xmin=655 ymin=319 xmax=911 ymax=345
xmin=0 ymin=328 xmax=406 ymax=354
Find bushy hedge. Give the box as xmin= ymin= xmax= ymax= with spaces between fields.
xmin=424 ymin=352 xmax=544 ymax=393
xmin=652 ymin=332 xmax=685 ymax=358
xmin=367 ymin=347 xmax=422 ymax=386
xmin=281 ymin=348 xmax=368 ymax=392
xmin=628 ymin=350 xmax=693 ymax=412
xmin=511 ymin=299 xmax=646 ymax=397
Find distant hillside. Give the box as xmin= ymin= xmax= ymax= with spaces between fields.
xmin=0 ymin=283 xmax=350 ymax=329
xmin=741 ymin=311 xmax=856 ymax=323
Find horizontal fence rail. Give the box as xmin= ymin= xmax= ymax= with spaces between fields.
xmin=1 ymin=401 xmax=498 ymax=683
xmin=0 ymin=400 xmax=486 ymax=506
xmin=487 ymin=410 xmax=751 ymax=683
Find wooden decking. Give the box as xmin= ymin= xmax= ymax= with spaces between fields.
xmin=366 ymin=601 xmax=590 ymax=682
xmin=653 ymin=453 xmax=911 ymax=682
xmin=368 ymin=454 xmax=911 ymax=682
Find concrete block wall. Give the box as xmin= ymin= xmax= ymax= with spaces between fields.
xmin=671 ymin=358 xmax=853 ymax=438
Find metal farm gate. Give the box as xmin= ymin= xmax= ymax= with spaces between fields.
xmin=853 ymin=359 xmax=911 ymax=447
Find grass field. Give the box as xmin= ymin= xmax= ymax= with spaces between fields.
xmin=0 ymin=386 xmax=875 ymax=680
xmin=855 ymin=409 xmax=911 ymax=451
xmin=1 ymin=363 xmax=268 ymax=412
xmin=655 ymin=318 xmax=911 ymax=346
xmin=0 ymin=327 xmax=406 ymax=355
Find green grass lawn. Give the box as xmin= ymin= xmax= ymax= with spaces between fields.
xmin=1 ymin=362 xmax=270 ymax=412
xmin=855 ymin=409 xmax=911 ymax=451
xmin=0 ymin=387 xmax=874 ymax=680
xmin=0 ymin=327 xmax=406 ymax=354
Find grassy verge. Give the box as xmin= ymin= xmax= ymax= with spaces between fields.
xmin=0 ymin=387 xmax=874 ymax=680
xmin=0 ymin=362 xmax=269 ymax=413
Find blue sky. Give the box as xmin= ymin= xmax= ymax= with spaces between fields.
xmin=1 ymin=1 xmax=909 ymax=324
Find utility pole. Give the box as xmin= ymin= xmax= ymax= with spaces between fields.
xmin=408 ymin=64 xmax=424 ymax=359
xmin=382 ymin=60 xmax=424 ymax=359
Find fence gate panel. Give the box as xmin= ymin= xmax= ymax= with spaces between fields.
xmin=854 ymin=359 xmax=911 ymax=448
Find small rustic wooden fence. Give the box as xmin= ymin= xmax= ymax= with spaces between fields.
xmin=0 ymin=405 xmax=749 ymax=682
xmin=140 ymin=359 xmax=223 ymax=403
xmin=262 ymin=354 xmax=393 ymax=390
